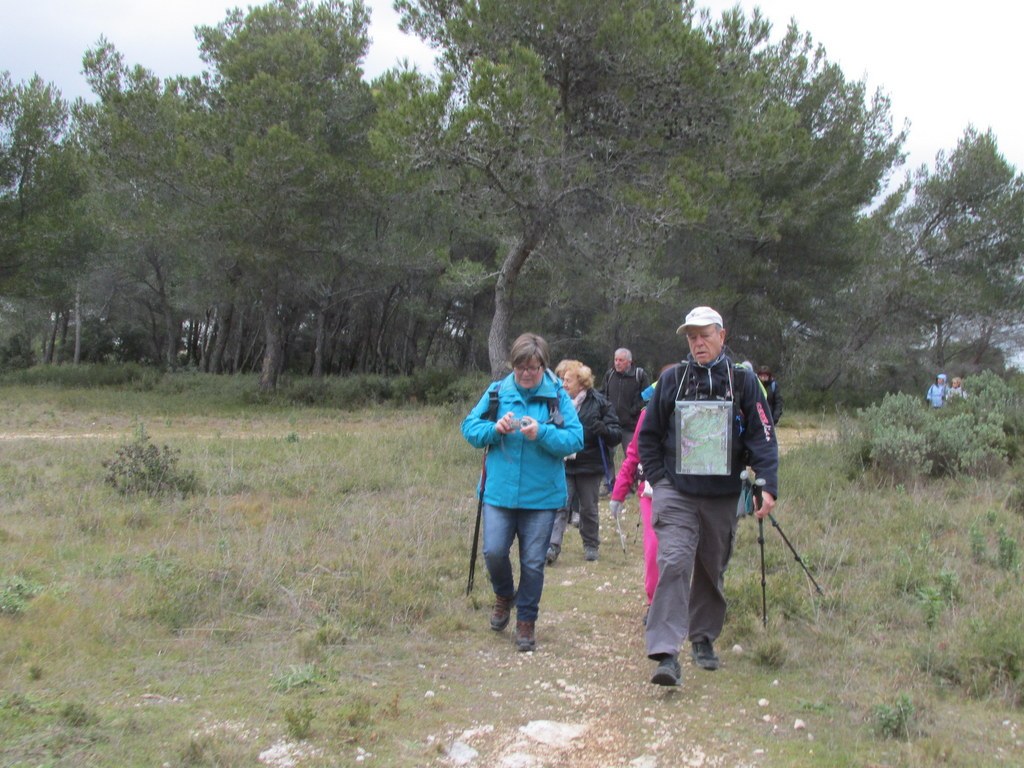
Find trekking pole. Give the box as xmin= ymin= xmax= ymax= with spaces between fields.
xmin=743 ymin=470 xmax=768 ymax=628
xmin=766 ymin=513 xmax=825 ymax=596
xmin=599 ymin=437 xmax=626 ymax=554
xmin=466 ymin=449 xmax=488 ymax=596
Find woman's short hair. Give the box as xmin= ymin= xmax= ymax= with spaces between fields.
xmin=554 ymin=358 xmax=582 ymax=379
xmin=509 ymin=333 xmax=550 ymax=371
xmin=573 ymin=364 xmax=595 ymax=390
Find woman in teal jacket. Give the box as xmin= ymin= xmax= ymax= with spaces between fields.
xmin=462 ymin=333 xmax=584 ymax=652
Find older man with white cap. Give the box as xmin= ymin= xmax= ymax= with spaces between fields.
xmin=637 ymin=305 xmax=778 ymax=687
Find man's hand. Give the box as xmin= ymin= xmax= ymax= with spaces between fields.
xmin=755 ymin=491 xmax=776 ymax=520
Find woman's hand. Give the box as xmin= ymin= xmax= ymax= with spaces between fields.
xmin=519 ymin=416 xmax=538 ymax=441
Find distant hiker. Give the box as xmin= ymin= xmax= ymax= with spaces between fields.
xmin=948 ymin=377 xmax=966 ymax=399
xmin=547 ymin=362 xmax=621 ymax=565
xmin=461 ymin=333 xmax=583 ymax=652
xmin=756 ymin=365 xmax=783 ymax=424
xmin=608 ymin=378 xmax=660 ymax=614
xmin=601 ymin=348 xmax=651 ymax=457
xmin=927 ymin=373 xmax=948 ymax=408
xmin=638 ymin=306 xmax=778 ymax=687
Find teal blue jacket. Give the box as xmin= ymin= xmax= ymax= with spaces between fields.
xmin=462 ymin=371 xmax=584 ymax=510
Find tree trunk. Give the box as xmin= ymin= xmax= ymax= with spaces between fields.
xmin=259 ymin=303 xmax=285 ymax=392
xmin=312 ymin=308 xmax=326 ymax=378
xmin=934 ymin=318 xmax=946 ymax=369
xmin=55 ymin=311 xmax=69 ymax=365
xmin=73 ymin=285 xmax=82 ymax=365
xmin=209 ymin=302 xmax=234 ymax=374
xmin=487 ymin=219 xmax=547 ymax=376
xmin=43 ymin=313 xmax=57 ymax=365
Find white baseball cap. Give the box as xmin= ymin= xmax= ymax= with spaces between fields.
xmin=676 ymin=306 xmax=724 ymax=335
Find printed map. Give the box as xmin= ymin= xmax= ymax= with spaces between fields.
xmin=674 ymin=400 xmax=732 ymax=475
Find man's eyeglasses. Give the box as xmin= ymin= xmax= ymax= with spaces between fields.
xmin=514 ymin=365 xmax=544 ymax=374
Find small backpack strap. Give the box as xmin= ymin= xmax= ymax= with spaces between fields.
xmin=484 ymin=383 xmax=501 ymax=422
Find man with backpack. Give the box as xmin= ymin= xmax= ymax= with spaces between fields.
xmin=601 ymin=348 xmax=651 ymax=456
xmin=756 ymin=365 xmax=783 ymax=424
xmin=638 ymin=306 xmax=778 ymax=687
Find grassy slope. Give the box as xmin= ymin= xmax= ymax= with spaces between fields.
xmin=0 ymin=384 xmax=1022 ymax=767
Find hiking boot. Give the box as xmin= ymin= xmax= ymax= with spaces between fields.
xmin=515 ymin=620 xmax=536 ymax=652
xmin=546 ymin=545 xmax=560 ymax=565
xmin=490 ymin=593 xmax=515 ymax=631
xmin=691 ymin=639 xmax=720 ymax=671
xmin=650 ymin=655 xmax=681 ymax=686
xmin=584 ymin=546 xmax=599 ymax=562
xmin=569 ymin=510 xmax=581 ymax=528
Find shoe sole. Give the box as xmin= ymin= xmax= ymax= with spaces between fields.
xmin=650 ymin=669 xmax=681 ymax=686
xmin=490 ymin=617 xmax=510 ymax=631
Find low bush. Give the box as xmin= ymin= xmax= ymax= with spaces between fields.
xmin=0 ymin=575 xmax=43 ymax=616
xmin=0 ymin=362 xmax=162 ymax=390
xmin=840 ymin=372 xmax=1022 ymax=483
xmin=872 ymin=693 xmax=915 ymax=740
xmin=102 ymin=426 xmax=199 ymax=497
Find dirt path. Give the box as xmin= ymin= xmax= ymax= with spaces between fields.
xmin=426 ymin=425 xmax=830 ymax=767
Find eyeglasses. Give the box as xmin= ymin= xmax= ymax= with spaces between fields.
xmin=514 ymin=365 xmax=544 ymax=374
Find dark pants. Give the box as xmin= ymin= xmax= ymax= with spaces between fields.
xmin=645 ymin=483 xmax=737 ymax=659
xmin=550 ymin=472 xmax=602 ymax=551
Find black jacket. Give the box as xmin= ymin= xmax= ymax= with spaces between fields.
xmin=565 ymin=389 xmax=622 ymax=477
xmin=601 ymin=365 xmax=651 ymax=433
xmin=638 ymin=355 xmax=779 ymax=498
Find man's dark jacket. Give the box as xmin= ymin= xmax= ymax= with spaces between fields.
xmin=638 ymin=355 xmax=779 ymax=499
xmin=601 ymin=365 xmax=651 ymax=435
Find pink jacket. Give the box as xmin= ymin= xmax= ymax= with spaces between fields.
xmin=611 ymin=408 xmax=646 ymax=502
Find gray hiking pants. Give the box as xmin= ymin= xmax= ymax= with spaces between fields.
xmin=550 ymin=472 xmax=602 ymax=551
xmin=645 ymin=482 xmax=738 ymax=659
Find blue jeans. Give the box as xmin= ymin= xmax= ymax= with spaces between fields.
xmin=482 ymin=504 xmax=556 ymax=622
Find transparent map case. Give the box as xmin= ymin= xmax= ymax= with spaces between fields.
xmin=674 ymin=400 xmax=733 ymax=476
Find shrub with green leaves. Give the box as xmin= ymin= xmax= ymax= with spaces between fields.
xmin=103 ymin=426 xmax=199 ymax=497
xmin=0 ymin=575 xmax=43 ymax=615
xmin=842 ymin=373 xmax=1019 ymax=483
xmin=872 ymin=693 xmax=915 ymax=740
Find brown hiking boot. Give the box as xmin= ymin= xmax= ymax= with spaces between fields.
xmin=490 ymin=593 xmax=515 ymax=631
xmin=515 ymin=620 xmax=536 ymax=652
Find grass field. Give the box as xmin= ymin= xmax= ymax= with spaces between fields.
xmin=1 ymin=380 xmax=1022 ymax=767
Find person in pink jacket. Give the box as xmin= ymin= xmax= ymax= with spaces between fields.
xmin=608 ymin=385 xmax=658 ymax=615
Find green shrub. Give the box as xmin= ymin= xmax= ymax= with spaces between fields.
xmin=103 ymin=426 xmax=199 ymax=497
xmin=0 ymin=333 xmax=35 ymax=371
xmin=872 ymin=693 xmax=915 ymax=740
xmin=0 ymin=362 xmax=162 ymax=389
xmin=843 ymin=373 xmax=1019 ymax=483
xmin=60 ymin=702 xmax=99 ymax=728
xmin=844 ymin=393 xmax=931 ymax=483
xmin=0 ymin=575 xmax=43 ymax=615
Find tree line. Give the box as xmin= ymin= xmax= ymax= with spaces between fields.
xmin=1 ymin=0 xmax=1021 ymax=401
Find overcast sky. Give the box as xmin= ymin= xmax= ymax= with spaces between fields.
xmin=2 ymin=0 xmax=1022 ymax=184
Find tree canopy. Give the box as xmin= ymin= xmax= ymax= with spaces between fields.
xmin=1 ymin=0 xmax=1020 ymax=400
